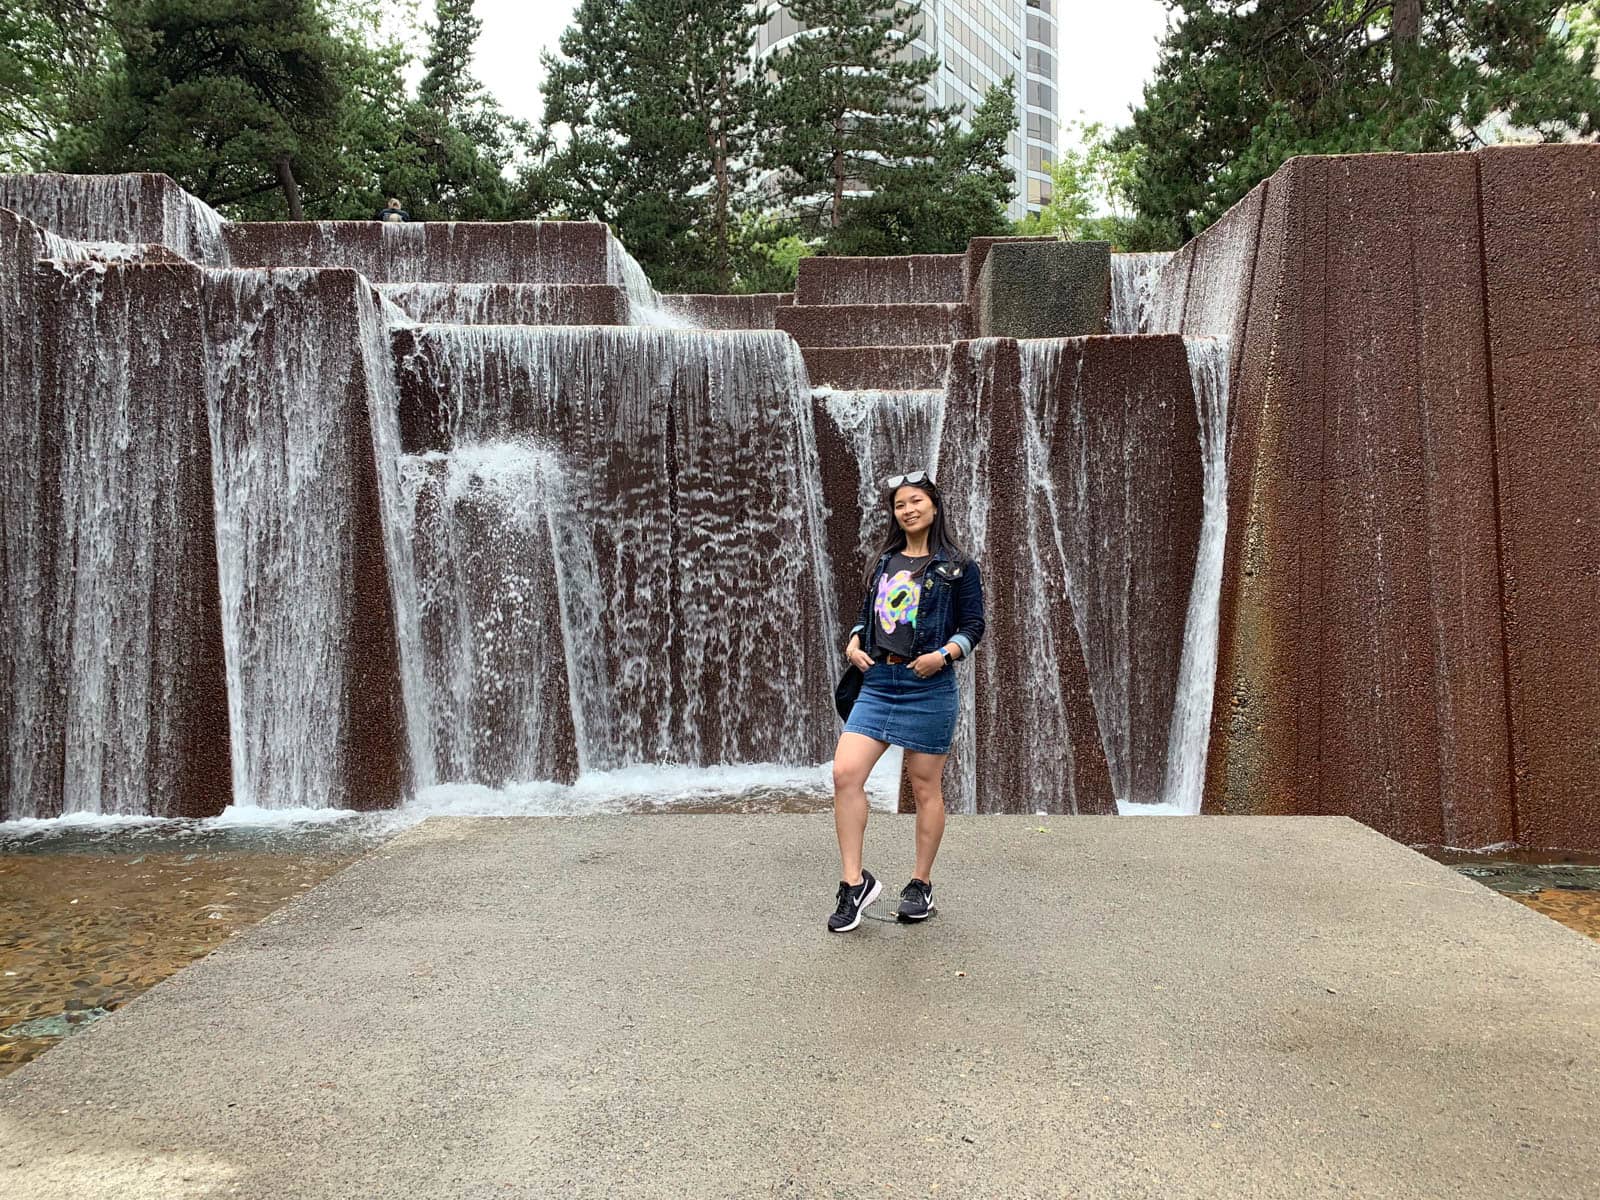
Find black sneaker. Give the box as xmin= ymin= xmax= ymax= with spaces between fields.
xmin=896 ymin=878 xmax=934 ymax=922
xmin=827 ymin=869 xmax=882 ymax=933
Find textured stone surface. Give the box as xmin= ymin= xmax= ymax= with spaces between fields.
xmin=224 ymin=220 xmax=616 ymax=284
xmin=776 ymin=302 xmax=972 ymax=347
xmin=378 ymin=283 xmax=629 ymax=325
xmin=1204 ymin=152 xmax=1518 ymax=849
xmin=0 ymin=172 xmax=227 ymax=263
xmin=795 ymin=254 xmax=966 ymax=305
xmin=1480 ymin=143 xmax=1600 ymax=852
xmin=973 ymin=241 xmax=1111 ymax=338
xmin=1 ymin=245 xmax=230 ymax=820
xmin=940 ymin=340 xmax=1092 ymax=814
xmin=659 ymin=292 xmax=784 ymax=329
xmin=801 ymin=345 xmax=950 ymax=390
xmin=963 ymin=234 xmax=1057 ymax=296
xmin=203 ymin=269 xmax=412 ymax=810
xmin=5 ymin=815 xmax=1599 ymax=1199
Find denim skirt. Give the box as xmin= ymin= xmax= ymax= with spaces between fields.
xmin=842 ymin=662 xmax=960 ymax=754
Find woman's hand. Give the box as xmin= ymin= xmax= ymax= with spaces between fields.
xmin=846 ymin=637 xmax=874 ymax=672
xmin=911 ymin=652 xmax=947 ymax=678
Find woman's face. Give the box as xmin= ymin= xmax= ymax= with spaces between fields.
xmin=893 ymin=486 xmax=937 ymax=536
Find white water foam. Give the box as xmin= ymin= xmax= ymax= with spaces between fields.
xmin=1152 ymin=336 xmax=1231 ymax=816
xmin=1108 ymin=253 xmax=1175 ymax=335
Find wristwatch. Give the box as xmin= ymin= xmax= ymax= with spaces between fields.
xmin=939 ymin=647 xmax=954 ymax=664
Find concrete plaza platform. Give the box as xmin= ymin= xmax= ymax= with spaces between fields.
xmin=3 ymin=816 xmax=1599 ymax=1199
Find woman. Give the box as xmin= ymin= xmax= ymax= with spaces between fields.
xmin=828 ymin=469 xmax=985 ymax=933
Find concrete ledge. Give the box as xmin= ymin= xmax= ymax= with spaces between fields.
xmin=801 ymin=345 xmax=951 ymax=390
xmin=776 ymin=302 xmax=972 ymax=347
xmin=974 ymin=241 xmax=1111 ymax=338
xmin=2 ymin=815 xmax=1596 ymax=1199
xmin=658 ymin=293 xmax=785 ymax=329
xmin=795 ymin=254 xmax=966 ymax=305
xmin=378 ymin=283 xmax=629 ymax=326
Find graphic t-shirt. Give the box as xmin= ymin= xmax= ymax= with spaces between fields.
xmin=874 ymin=553 xmax=932 ymax=657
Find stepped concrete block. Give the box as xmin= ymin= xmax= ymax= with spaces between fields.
xmin=796 ymin=254 xmax=966 ymax=305
xmin=224 ymin=220 xmax=616 ymax=285
xmin=973 ymin=241 xmax=1111 ymax=338
xmin=1174 ymin=183 xmax=1269 ymax=369
xmin=801 ymin=345 xmax=951 ymax=390
xmin=938 ymin=335 xmax=1203 ymax=813
xmin=1 ymin=239 xmax=231 ymax=819
xmin=964 ymin=235 xmax=1057 ymax=296
xmin=776 ymin=303 xmax=972 ymax=347
xmin=1206 ymin=152 xmax=1517 ymax=849
xmin=659 ymin=293 xmax=785 ymax=329
xmin=202 ymin=269 xmax=413 ymax=810
xmin=379 ymin=283 xmax=628 ymax=325
xmin=391 ymin=326 xmax=836 ymax=771
xmin=1480 ymin=143 xmax=1600 ymax=852
xmin=0 ymin=171 xmax=228 ymax=263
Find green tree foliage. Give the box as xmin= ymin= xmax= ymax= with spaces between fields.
xmin=1119 ymin=0 xmax=1600 ymax=243
xmin=0 ymin=3 xmax=114 ymax=172
xmin=56 ymin=0 xmax=356 ymax=219
xmin=762 ymin=0 xmax=949 ymax=234
xmin=827 ymin=83 xmax=1018 ymax=255
xmin=1015 ymin=120 xmax=1174 ymax=250
xmin=41 ymin=0 xmax=530 ymax=221
xmin=385 ymin=0 xmax=530 ymax=219
xmin=538 ymin=0 xmax=768 ymax=291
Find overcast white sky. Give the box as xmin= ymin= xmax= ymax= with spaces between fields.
xmin=468 ymin=0 xmax=1171 ymax=148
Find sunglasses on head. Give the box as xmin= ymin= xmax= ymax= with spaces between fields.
xmin=885 ymin=469 xmax=931 ymax=489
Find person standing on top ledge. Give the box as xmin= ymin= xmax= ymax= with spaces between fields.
xmin=375 ymin=197 xmax=409 ymax=222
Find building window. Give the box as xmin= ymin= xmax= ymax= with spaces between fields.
xmin=1027 ymin=80 xmax=1055 ymax=111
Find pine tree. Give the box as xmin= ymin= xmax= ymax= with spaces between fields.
xmin=537 ymin=0 xmax=629 ymax=227
xmin=829 ymin=83 xmax=1017 ymax=255
xmin=394 ymin=0 xmax=529 ymax=219
xmin=539 ymin=0 xmax=767 ymax=290
xmin=58 ymin=0 xmax=353 ymax=219
xmin=762 ymin=0 xmax=950 ymax=234
xmin=0 ymin=2 xmax=114 ymax=171
xmin=1117 ymin=1 xmax=1600 ymax=243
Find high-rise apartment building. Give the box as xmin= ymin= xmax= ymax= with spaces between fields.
xmin=758 ymin=1 xmax=1060 ymax=222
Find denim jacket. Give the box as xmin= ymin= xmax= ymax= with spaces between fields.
xmin=849 ymin=549 xmax=986 ymax=660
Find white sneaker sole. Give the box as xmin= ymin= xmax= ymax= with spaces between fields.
xmin=829 ymin=878 xmax=882 ymax=933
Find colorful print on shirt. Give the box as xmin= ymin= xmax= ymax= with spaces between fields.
xmin=875 ymin=569 xmax=921 ymax=637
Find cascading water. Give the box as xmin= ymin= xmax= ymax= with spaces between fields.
xmin=204 ymin=270 xmax=426 ymax=809
xmin=2 ymin=261 xmax=220 ymax=818
xmin=1109 ymin=253 xmax=1175 ymax=335
xmin=0 ymin=173 xmax=230 ymax=265
xmin=1158 ymin=337 xmax=1231 ymax=814
xmin=393 ymin=326 xmax=839 ymax=775
xmin=817 ymin=389 xmax=942 ymax=566
xmin=399 ymin=442 xmax=604 ymax=784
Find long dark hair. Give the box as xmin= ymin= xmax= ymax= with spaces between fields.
xmin=863 ymin=477 xmax=971 ymax=587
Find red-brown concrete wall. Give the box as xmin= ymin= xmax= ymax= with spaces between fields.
xmin=6 ymin=254 xmax=232 ymax=819
xmin=1202 ymin=148 xmax=1600 ymax=849
xmin=1480 ymin=144 xmax=1600 ymax=851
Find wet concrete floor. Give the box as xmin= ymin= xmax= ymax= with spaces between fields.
xmin=1 ymin=818 xmax=1596 ymax=1081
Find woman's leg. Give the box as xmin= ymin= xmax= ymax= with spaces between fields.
xmin=903 ymin=750 xmax=949 ymax=882
xmin=832 ymin=732 xmax=890 ymax=883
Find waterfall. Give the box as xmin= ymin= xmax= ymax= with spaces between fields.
xmin=393 ymin=326 xmax=839 ymax=774
xmin=0 ymin=173 xmax=230 ymax=264
xmin=817 ymin=389 xmax=942 ymax=567
xmin=204 ymin=270 xmax=424 ymax=809
xmin=1159 ymin=337 xmax=1231 ymax=814
xmin=1109 ymin=253 xmax=1175 ymax=335
xmin=400 ymin=443 xmax=600 ymax=784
